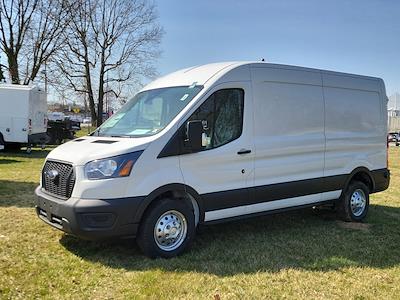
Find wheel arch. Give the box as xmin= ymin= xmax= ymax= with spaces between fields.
xmin=133 ymin=183 xmax=205 ymax=226
xmin=343 ymin=167 xmax=375 ymax=194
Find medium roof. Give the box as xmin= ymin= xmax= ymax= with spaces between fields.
xmin=142 ymin=61 xmax=382 ymax=91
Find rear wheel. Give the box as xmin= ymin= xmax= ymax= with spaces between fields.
xmin=137 ymin=198 xmax=195 ymax=258
xmin=337 ymin=181 xmax=369 ymax=222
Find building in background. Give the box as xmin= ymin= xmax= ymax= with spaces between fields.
xmin=388 ymin=93 xmax=400 ymax=117
xmin=388 ymin=93 xmax=400 ymax=131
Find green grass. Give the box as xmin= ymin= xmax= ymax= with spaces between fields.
xmin=75 ymin=126 xmax=97 ymax=138
xmin=1 ymin=142 xmax=400 ymax=299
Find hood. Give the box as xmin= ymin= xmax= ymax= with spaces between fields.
xmin=47 ymin=135 xmax=155 ymax=166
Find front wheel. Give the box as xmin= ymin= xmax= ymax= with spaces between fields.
xmin=136 ymin=198 xmax=195 ymax=258
xmin=337 ymin=181 xmax=369 ymax=222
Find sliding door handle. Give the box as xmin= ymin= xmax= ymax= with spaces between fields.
xmin=237 ymin=149 xmax=251 ymax=155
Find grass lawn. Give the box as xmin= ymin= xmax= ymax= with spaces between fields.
xmin=1 ymin=139 xmax=400 ymax=299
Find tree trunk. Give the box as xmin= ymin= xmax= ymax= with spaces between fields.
xmin=83 ymin=46 xmax=97 ymax=127
xmin=7 ymin=54 xmax=20 ymax=84
xmin=97 ymin=96 xmax=103 ymax=126
xmin=89 ymin=93 xmax=97 ymax=127
xmin=97 ymin=44 xmax=106 ymax=127
xmin=97 ymin=77 xmax=104 ymax=127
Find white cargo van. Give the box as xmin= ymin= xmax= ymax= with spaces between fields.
xmin=0 ymin=84 xmax=48 ymax=151
xmin=35 ymin=62 xmax=390 ymax=258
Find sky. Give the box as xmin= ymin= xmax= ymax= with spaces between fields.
xmin=155 ymin=0 xmax=400 ymax=95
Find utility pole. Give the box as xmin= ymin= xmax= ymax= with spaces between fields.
xmin=41 ymin=61 xmax=48 ymax=93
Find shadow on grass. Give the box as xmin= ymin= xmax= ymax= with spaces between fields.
xmin=0 ymin=148 xmax=51 ymax=159
xmin=60 ymin=204 xmax=400 ymax=275
xmin=0 ymin=180 xmax=37 ymax=207
xmin=0 ymin=159 xmax=21 ymax=164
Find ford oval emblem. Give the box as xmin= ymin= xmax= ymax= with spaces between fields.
xmin=46 ymin=170 xmax=59 ymax=181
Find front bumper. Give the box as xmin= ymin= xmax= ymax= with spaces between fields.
xmin=35 ymin=186 xmax=144 ymax=240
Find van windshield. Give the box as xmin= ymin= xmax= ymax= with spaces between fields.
xmin=95 ymin=85 xmax=203 ymax=137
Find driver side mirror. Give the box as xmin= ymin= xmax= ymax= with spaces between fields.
xmin=186 ymin=120 xmax=203 ymax=152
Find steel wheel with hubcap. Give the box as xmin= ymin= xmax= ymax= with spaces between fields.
xmin=137 ymin=198 xmax=195 ymax=258
xmin=154 ymin=210 xmax=188 ymax=251
xmin=350 ymin=189 xmax=367 ymax=217
xmin=338 ymin=180 xmax=369 ymax=222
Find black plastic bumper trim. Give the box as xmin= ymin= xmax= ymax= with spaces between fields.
xmin=35 ymin=186 xmax=143 ymax=240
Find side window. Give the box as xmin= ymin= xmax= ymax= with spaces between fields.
xmin=188 ymin=89 xmax=244 ymax=150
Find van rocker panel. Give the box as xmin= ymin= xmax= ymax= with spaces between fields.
xmin=201 ymin=168 xmax=389 ymax=215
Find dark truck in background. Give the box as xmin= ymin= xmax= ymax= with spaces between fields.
xmin=388 ymin=132 xmax=400 ymax=146
xmin=47 ymin=114 xmax=81 ymax=145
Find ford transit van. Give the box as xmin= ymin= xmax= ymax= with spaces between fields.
xmin=35 ymin=62 xmax=390 ymax=258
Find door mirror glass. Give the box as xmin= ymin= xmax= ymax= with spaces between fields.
xmin=186 ymin=120 xmax=203 ymax=152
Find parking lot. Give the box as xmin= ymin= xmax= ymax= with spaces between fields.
xmin=1 ymin=145 xmax=399 ymax=299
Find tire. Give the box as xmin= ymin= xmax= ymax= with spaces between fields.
xmin=337 ymin=181 xmax=369 ymax=222
xmin=136 ymin=198 xmax=196 ymax=258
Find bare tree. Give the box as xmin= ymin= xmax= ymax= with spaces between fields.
xmin=0 ymin=0 xmax=72 ymax=84
xmin=0 ymin=55 xmax=4 ymax=81
xmin=53 ymin=0 xmax=163 ymax=126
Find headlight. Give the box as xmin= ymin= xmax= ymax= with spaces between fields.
xmin=85 ymin=151 xmax=143 ymax=180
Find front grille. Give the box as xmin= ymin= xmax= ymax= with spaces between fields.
xmin=42 ymin=160 xmax=75 ymax=199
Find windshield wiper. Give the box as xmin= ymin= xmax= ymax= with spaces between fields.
xmin=110 ymin=134 xmax=132 ymax=138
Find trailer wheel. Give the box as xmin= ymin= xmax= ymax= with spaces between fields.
xmin=337 ymin=181 xmax=369 ymax=222
xmin=136 ymin=198 xmax=195 ymax=258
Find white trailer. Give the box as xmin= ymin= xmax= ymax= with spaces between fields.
xmin=0 ymin=84 xmax=48 ymax=151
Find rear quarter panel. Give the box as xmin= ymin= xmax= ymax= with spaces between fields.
xmin=323 ymin=73 xmax=387 ymax=176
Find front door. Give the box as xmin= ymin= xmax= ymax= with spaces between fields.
xmin=179 ymin=83 xmax=254 ymax=222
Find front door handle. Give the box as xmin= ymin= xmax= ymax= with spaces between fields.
xmin=237 ymin=149 xmax=251 ymax=155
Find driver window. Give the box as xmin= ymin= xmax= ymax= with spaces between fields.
xmin=188 ymin=88 xmax=244 ymax=150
